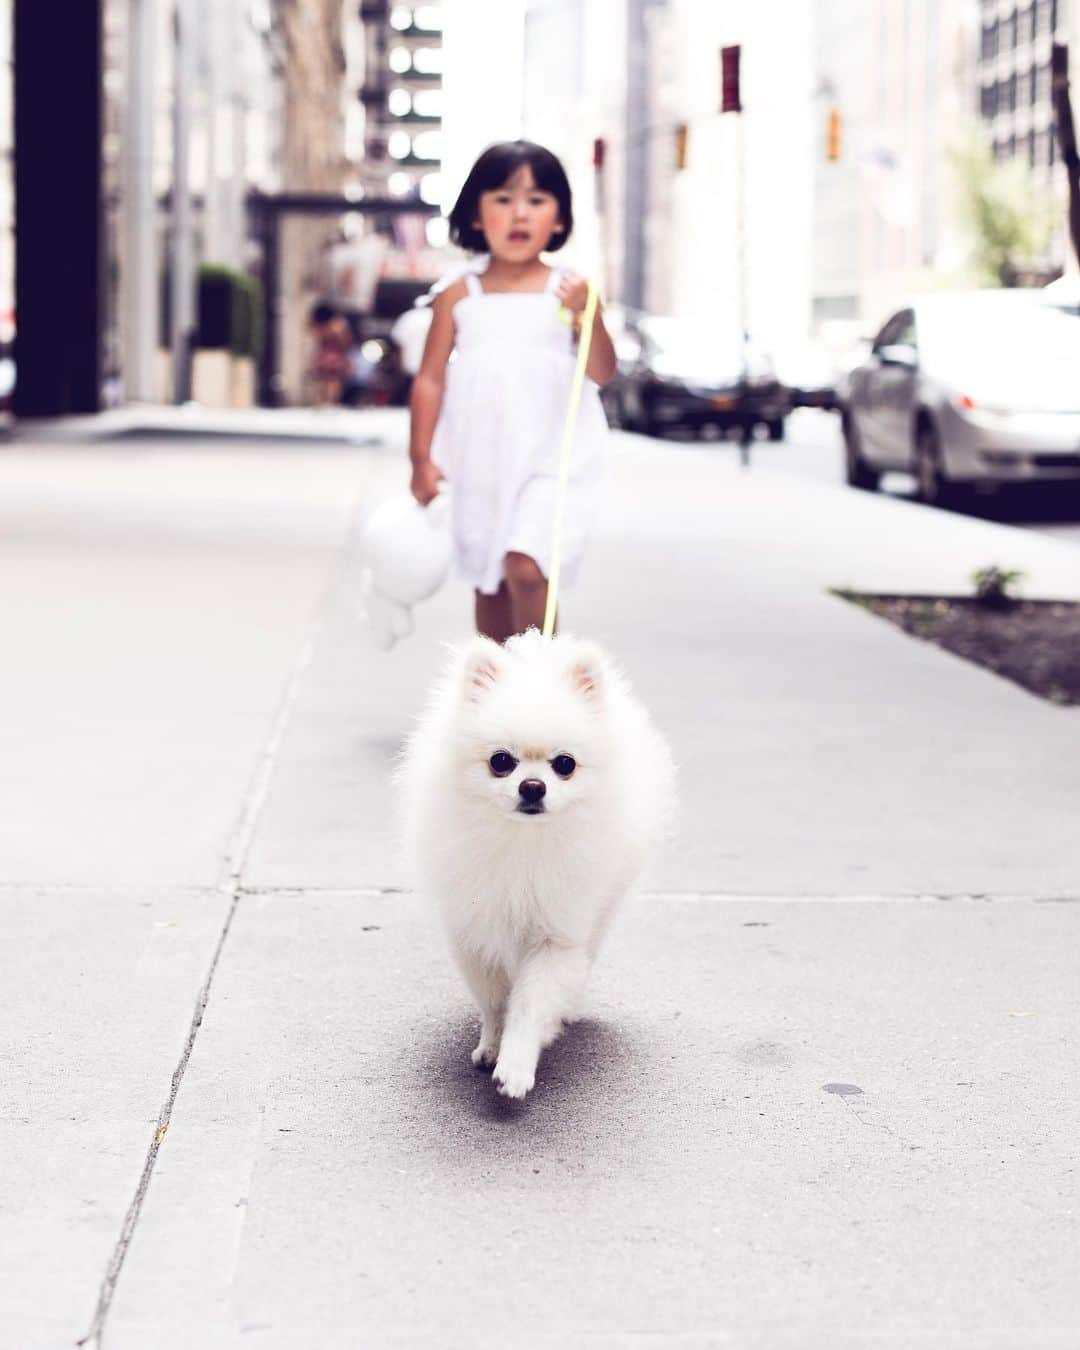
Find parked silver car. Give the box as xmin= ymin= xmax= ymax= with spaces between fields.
xmin=842 ymin=291 xmax=1080 ymax=503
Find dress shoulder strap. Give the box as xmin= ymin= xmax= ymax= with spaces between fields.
xmin=464 ymin=272 xmax=483 ymax=297
xmin=415 ymin=257 xmax=489 ymax=307
xmin=544 ymin=266 xmax=562 ymax=294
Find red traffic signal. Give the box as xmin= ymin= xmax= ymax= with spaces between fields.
xmin=593 ymin=137 xmax=606 ymax=170
xmin=720 ymin=45 xmax=741 ymax=114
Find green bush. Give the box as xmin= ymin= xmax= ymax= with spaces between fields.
xmin=972 ymin=565 xmax=1024 ymax=608
xmin=231 ymin=272 xmax=264 ymax=361
xmin=196 ymin=264 xmax=264 ymax=359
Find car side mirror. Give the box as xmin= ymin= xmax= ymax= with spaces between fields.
xmin=877 ymin=343 xmax=917 ymax=369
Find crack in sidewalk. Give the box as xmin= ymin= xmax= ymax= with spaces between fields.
xmin=76 ymin=884 xmax=244 ymax=1349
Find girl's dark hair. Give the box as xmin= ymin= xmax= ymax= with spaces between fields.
xmin=448 ymin=141 xmax=573 ymax=254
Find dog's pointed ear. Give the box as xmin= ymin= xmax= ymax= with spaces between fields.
xmin=462 ymin=636 xmax=505 ymax=702
xmin=567 ymin=641 xmax=606 ymax=703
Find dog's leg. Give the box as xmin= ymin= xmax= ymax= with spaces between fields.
xmin=453 ymin=946 xmax=509 ymax=1069
xmin=493 ymin=943 xmax=588 ymax=1099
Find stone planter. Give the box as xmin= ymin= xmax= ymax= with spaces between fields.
xmin=190 ymin=350 xmax=256 ymax=408
xmin=230 ymin=356 xmax=255 ymax=408
xmin=191 ymin=349 xmax=232 ymax=408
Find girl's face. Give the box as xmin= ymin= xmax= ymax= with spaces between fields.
xmin=473 ymin=165 xmax=563 ymax=261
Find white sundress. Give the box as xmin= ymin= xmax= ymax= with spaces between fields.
xmin=430 ymin=264 xmax=608 ymax=596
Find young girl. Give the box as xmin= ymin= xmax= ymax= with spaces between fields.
xmin=408 ymin=141 xmax=617 ymax=643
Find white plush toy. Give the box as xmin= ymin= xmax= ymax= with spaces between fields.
xmin=360 ymin=491 xmax=451 ymax=650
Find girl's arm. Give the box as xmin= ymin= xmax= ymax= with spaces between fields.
xmin=554 ymin=273 xmax=618 ymax=386
xmin=408 ymin=281 xmax=464 ymax=505
xmin=582 ymin=308 xmax=617 ymax=387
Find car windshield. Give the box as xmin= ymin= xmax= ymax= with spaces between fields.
xmin=918 ymin=295 xmax=1080 ymax=409
xmin=639 ymin=318 xmax=748 ymax=381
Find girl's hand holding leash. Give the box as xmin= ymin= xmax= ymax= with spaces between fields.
xmin=555 ymin=272 xmax=617 ymax=385
xmin=554 ymin=271 xmax=592 ymax=324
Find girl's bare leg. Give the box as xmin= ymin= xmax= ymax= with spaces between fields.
xmin=504 ymin=551 xmax=552 ymax=636
xmin=475 ymin=581 xmax=514 ymax=643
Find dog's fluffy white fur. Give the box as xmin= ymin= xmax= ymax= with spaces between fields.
xmin=401 ymin=629 xmax=675 ymax=1098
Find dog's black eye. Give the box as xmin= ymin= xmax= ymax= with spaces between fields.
xmin=551 ymin=754 xmax=576 ymax=778
xmin=488 ymin=750 xmax=518 ymax=777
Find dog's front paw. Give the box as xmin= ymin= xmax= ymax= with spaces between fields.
xmin=471 ymin=1041 xmax=499 ymax=1070
xmin=492 ymin=1046 xmax=537 ymax=1099
xmin=471 ymin=1016 xmax=501 ymax=1070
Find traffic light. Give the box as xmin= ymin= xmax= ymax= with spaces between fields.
xmin=720 ymin=45 xmax=741 ymax=114
xmin=827 ymin=107 xmax=842 ymax=161
xmin=593 ymin=137 xmax=606 ymax=170
xmin=674 ymin=122 xmax=689 ymax=170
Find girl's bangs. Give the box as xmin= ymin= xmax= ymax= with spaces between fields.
xmin=482 ymin=146 xmax=562 ymax=194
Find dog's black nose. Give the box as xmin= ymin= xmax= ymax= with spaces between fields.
xmin=518 ymin=778 xmax=546 ymax=804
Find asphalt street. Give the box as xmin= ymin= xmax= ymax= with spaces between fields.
xmin=2 ymin=413 xmax=1078 ymax=1348
xmin=749 ymin=407 xmax=1080 ymax=548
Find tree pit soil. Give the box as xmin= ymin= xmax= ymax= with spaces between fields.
xmin=838 ymin=593 xmax=1080 ymax=706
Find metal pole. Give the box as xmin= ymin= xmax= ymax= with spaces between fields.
xmin=228 ymin=0 xmax=248 ymax=269
xmin=624 ymin=0 xmax=647 ymax=312
xmin=736 ymin=109 xmax=751 ymax=467
xmin=203 ymin=0 xmax=222 ymax=261
xmin=1051 ymin=44 xmax=1080 ymax=270
xmin=124 ymin=0 xmax=158 ymax=401
xmin=262 ymin=210 xmax=280 ymax=407
xmin=593 ymin=138 xmax=613 ymax=304
xmin=171 ymin=0 xmax=196 ymax=403
xmin=736 ymin=108 xmax=748 ymax=342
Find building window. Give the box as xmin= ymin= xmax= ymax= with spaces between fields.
xmin=1029 ymin=65 xmax=1038 ymax=105
xmin=1007 ymin=7 xmax=1019 ymax=47
xmin=1034 ymin=129 xmax=1047 ymax=167
xmin=411 ymin=89 xmax=442 ymax=118
xmin=1051 ymin=0 xmax=1059 ymax=33
xmin=1008 ymin=71 xmax=1018 ymax=112
xmin=1034 ymin=0 xmax=1048 ymax=35
xmin=980 ymin=82 xmax=997 ymax=118
xmin=981 ymin=20 xmax=997 ymax=59
xmin=1036 ymin=62 xmax=1051 ymax=104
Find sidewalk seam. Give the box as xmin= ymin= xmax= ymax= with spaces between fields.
xmin=231 ymin=885 xmax=1077 ymax=905
xmin=76 ymin=501 xmax=367 ymax=1350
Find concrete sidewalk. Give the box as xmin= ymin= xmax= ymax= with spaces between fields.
xmin=1 ymin=415 xmax=1077 ymax=1348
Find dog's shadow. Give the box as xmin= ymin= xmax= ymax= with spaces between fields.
xmin=424 ymin=1011 xmax=639 ymax=1128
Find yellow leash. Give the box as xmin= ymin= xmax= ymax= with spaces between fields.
xmin=542 ymin=281 xmax=599 ymax=638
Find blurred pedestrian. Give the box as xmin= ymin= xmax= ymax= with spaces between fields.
xmin=307 ymin=300 xmax=350 ymax=407
xmin=390 ymin=303 xmax=432 ymax=381
xmin=407 ymin=140 xmax=617 ymax=642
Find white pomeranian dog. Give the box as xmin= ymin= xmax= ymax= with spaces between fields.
xmin=401 ymin=629 xmax=675 ymax=1099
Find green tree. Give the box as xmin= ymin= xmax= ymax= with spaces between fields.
xmin=948 ymin=131 xmax=1055 ymax=286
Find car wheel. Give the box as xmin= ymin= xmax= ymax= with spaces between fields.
xmin=842 ymin=415 xmax=879 ymax=491
xmin=915 ymin=420 xmax=959 ymax=508
xmin=767 ymin=418 xmax=785 ymax=441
